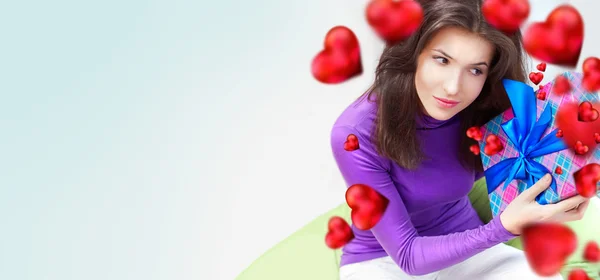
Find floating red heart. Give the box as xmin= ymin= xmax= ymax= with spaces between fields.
xmin=523 ymin=5 xmax=584 ymax=68
xmin=552 ymin=75 xmax=572 ymax=95
xmin=578 ymin=101 xmax=599 ymax=122
xmin=483 ymin=134 xmax=504 ymax=155
xmin=311 ymin=26 xmax=362 ymax=84
xmin=325 ymin=216 xmax=354 ymax=249
xmin=556 ymin=129 xmax=563 ymax=138
xmin=482 ymin=0 xmax=530 ymax=34
xmin=537 ymin=62 xmax=547 ymax=72
xmin=595 ymin=132 xmax=600 ymax=143
xmin=522 ymin=223 xmax=578 ymax=277
xmin=536 ymin=90 xmax=546 ymax=100
xmin=582 ymin=57 xmax=600 ymax=92
xmin=583 ymin=241 xmax=600 ymax=262
xmin=469 ymin=144 xmax=480 ymax=155
xmin=466 ymin=126 xmax=483 ymax=141
xmin=573 ymin=163 xmax=600 ymax=198
xmin=568 ymin=269 xmax=591 ymax=280
xmin=529 ymin=72 xmax=544 ymax=85
xmin=556 ymin=101 xmax=600 ymax=153
xmin=555 ymin=166 xmax=563 ymax=175
xmin=346 ymin=184 xmax=389 ymax=230
xmin=365 ymin=0 xmax=424 ymax=46
xmin=344 ymin=134 xmax=360 ymax=151
xmin=574 ymin=141 xmax=589 ymax=155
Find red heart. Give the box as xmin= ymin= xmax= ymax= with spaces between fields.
xmin=529 ymin=72 xmax=544 ymax=85
xmin=523 ymin=5 xmax=584 ymax=67
xmin=574 ymin=141 xmax=589 ymax=155
xmin=537 ymin=62 xmax=547 ymax=72
xmin=556 ymin=129 xmax=563 ymax=138
xmin=583 ymin=241 xmax=600 ymax=262
xmin=556 ymin=101 xmax=600 ymax=153
xmin=578 ymin=101 xmax=599 ymax=122
xmin=365 ymin=0 xmax=424 ymax=46
xmin=466 ymin=126 xmax=483 ymax=141
xmin=522 ymin=223 xmax=578 ymax=277
xmin=311 ymin=26 xmax=362 ymax=84
xmin=555 ymin=166 xmax=563 ymax=175
xmin=582 ymin=57 xmax=600 ymax=92
xmin=594 ymin=132 xmax=600 ymax=143
xmin=552 ymin=75 xmax=572 ymax=95
xmin=325 ymin=216 xmax=354 ymax=249
xmin=568 ymin=269 xmax=591 ymax=280
xmin=536 ymin=90 xmax=547 ymax=100
xmin=345 ymin=184 xmax=389 ymax=230
xmin=344 ymin=134 xmax=360 ymax=151
xmin=483 ymin=134 xmax=504 ymax=156
xmin=469 ymin=144 xmax=480 ymax=155
xmin=573 ymin=163 xmax=600 ymax=198
xmin=482 ymin=0 xmax=530 ymax=34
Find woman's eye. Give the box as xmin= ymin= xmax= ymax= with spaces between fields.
xmin=471 ymin=68 xmax=483 ymax=76
xmin=434 ymin=56 xmax=448 ymax=64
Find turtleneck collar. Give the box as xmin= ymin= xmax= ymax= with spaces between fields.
xmin=415 ymin=112 xmax=459 ymax=129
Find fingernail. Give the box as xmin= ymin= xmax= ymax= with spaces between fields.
xmin=545 ymin=174 xmax=552 ymax=181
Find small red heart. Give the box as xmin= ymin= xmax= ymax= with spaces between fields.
xmin=594 ymin=132 xmax=600 ymax=143
xmin=483 ymin=134 xmax=504 ymax=156
xmin=325 ymin=216 xmax=354 ymax=249
xmin=522 ymin=223 xmax=578 ymax=277
xmin=537 ymin=62 xmax=547 ymax=72
xmin=578 ymin=101 xmax=599 ymax=122
xmin=552 ymin=75 xmax=572 ymax=95
xmin=536 ymin=90 xmax=547 ymax=100
xmin=556 ymin=101 xmax=600 ymax=152
xmin=311 ymin=26 xmax=362 ymax=84
xmin=555 ymin=166 xmax=563 ymax=175
xmin=556 ymin=129 xmax=564 ymax=138
xmin=469 ymin=144 xmax=480 ymax=156
xmin=466 ymin=126 xmax=483 ymax=141
xmin=582 ymin=57 xmax=600 ymax=92
xmin=346 ymin=184 xmax=389 ymax=230
xmin=568 ymin=269 xmax=591 ymax=280
xmin=574 ymin=141 xmax=589 ymax=155
xmin=523 ymin=5 xmax=584 ymax=67
xmin=573 ymin=163 xmax=600 ymax=198
xmin=482 ymin=0 xmax=530 ymax=35
xmin=365 ymin=0 xmax=424 ymax=46
xmin=344 ymin=134 xmax=360 ymax=151
xmin=583 ymin=241 xmax=600 ymax=262
xmin=529 ymin=72 xmax=544 ymax=85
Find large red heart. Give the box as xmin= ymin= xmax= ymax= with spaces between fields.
xmin=522 ymin=223 xmax=578 ymax=277
xmin=523 ymin=5 xmax=584 ymax=68
xmin=573 ymin=163 xmax=600 ymax=198
xmin=529 ymin=72 xmax=544 ymax=85
xmin=552 ymin=75 xmax=572 ymax=95
xmin=344 ymin=134 xmax=360 ymax=151
xmin=555 ymin=101 xmax=600 ymax=153
xmin=582 ymin=57 xmax=600 ymax=92
xmin=311 ymin=26 xmax=362 ymax=84
xmin=365 ymin=0 xmax=423 ymax=46
xmin=578 ymin=101 xmax=599 ymax=122
xmin=325 ymin=216 xmax=354 ymax=249
xmin=483 ymin=134 xmax=504 ymax=156
xmin=345 ymin=184 xmax=389 ymax=230
xmin=583 ymin=241 xmax=600 ymax=262
xmin=568 ymin=269 xmax=591 ymax=280
xmin=482 ymin=0 xmax=530 ymax=34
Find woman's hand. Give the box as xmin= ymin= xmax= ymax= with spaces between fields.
xmin=499 ymin=173 xmax=591 ymax=235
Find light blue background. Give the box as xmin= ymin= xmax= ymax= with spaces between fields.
xmin=0 ymin=0 xmax=598 ymax=279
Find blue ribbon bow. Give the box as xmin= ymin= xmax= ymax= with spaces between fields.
xmin=484 ymin=79 xmax=569 ymax=204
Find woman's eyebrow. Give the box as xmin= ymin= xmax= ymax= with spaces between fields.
xmin=432 ymin=48 xmax=489 ymax=67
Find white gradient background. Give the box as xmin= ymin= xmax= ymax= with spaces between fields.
xmin=0 ymin=0 xmax=598 ymax=280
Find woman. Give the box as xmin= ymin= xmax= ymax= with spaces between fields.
xmin=330 ymin=0 xmax=591 ymax=279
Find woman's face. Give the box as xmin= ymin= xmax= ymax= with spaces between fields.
xmin=415 ymin=26 xmax=495 ymax=121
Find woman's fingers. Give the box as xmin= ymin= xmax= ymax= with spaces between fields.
xmin=547 ymin=195 xmax=588 ymax=213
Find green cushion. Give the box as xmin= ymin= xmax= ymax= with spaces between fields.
xmin=236 ymin=178 xmax=600 ymax=280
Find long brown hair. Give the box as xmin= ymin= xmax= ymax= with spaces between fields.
xmin=360 ymin=0 xmax=528 ymax=172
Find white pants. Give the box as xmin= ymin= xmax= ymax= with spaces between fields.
xmin=339 ymin=243 xmax=564 ymax=280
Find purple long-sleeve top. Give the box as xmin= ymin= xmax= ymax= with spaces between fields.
xmin=330 ymin=96 xmax=518 ymax=276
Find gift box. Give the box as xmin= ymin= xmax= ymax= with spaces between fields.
xmin=478 ymin=71 xmax=600 ymax=217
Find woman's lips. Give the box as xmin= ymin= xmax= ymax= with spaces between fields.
xmin=434 ymin=96 xmax=459 ymax=108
